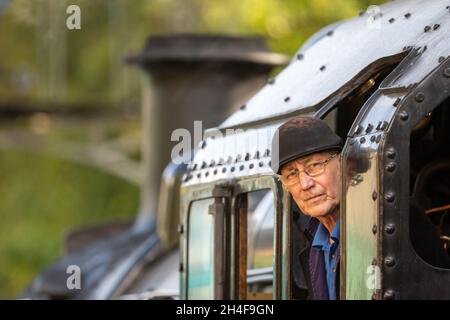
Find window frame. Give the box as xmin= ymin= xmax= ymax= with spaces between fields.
xmin=180 ymin=174 xmax=290 ymax=300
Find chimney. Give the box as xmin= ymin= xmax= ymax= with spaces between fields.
xmin=126 ymin=34 xmax=288 ymax=223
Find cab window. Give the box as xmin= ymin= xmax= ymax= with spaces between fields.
xmin=187 ymin=198 xmax=215 ymax=299
xmin=236 ymin=189 xmax=274 ymax=300
xmin=410 ymin=97 xmax=450 ymax=268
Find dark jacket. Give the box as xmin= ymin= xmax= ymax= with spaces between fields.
xmin=298 ymin=218 xmax=340 ymax=300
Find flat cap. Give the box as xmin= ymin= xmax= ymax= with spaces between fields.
xmin=271 ymin=116 xmax=342 ymax=174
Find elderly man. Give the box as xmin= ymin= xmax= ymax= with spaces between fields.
xmin=271 ymin=116 xmax=342 ymax=300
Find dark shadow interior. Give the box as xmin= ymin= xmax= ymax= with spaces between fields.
xmin=410 ymin=97 xmax=450 ymax=267
xmin=323 ymin=57 xmax=404 ymax=140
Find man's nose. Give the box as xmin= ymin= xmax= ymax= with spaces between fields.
xmin=298 ymin=170 xmax=314 ymax=190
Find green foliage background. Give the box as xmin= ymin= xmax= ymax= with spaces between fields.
xmin=0 ymin=0 xmax=387 ymax=298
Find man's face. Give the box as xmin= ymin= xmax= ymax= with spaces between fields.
xmin=280 ymin=151 xmax=340 ymax=218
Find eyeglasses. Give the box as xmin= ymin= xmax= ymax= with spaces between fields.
xmin=278 ymin=153 xmax=339 ymax=187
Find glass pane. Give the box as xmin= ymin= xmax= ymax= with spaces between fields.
xmin=246 ymin=190 xmax=274 ymax=299
xmin=187 ymin=198 xmax=214 ymax=299
xmin=249 ymin=192 xmax=275 ymax=269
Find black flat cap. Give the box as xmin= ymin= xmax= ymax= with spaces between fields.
xmin=271 ymin=116 xmax=342 ymax=174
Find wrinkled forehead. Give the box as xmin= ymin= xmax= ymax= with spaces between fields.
xmin=281 ymin=150 xmax=335 ymax=173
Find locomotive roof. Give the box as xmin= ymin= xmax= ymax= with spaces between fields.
xmin=220 ymin=0 xmax=450 ymax=129
xmin=183 ymin=0 xmax=450 ymax=186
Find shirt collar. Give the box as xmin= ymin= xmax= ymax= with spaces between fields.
xmin=312 ymin=219 xmax=340 ymax=248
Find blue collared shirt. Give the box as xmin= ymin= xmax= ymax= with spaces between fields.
xmin=311 ymin=219 xmax=340 ymax=300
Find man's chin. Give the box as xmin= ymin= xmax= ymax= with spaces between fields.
xmin=305 ymin=210 xmax=328 ymax=218
xmin=302 ymin=205 xmax=331 ymax=218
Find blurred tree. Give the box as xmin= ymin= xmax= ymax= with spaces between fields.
xmin=0 ymin=0 xmax=387 ymax=110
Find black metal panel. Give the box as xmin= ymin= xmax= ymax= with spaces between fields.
xmin=382 ymin=57 xmax=450 ymax=299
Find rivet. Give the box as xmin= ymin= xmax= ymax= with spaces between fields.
xmin=415 ymin=92 xmax=425 ymax=102
xmin=245 ymin=153 xmax=250 ymax=161
xmin=201 ymin=161 xmax=207 ymax=169
xmin=327 ymin=30 xmax=334 ymax=36
xmin=370 ymin=135 xmax=376 ymax=142
xmin=399 ymin=111 xmax=409 ymax=121
xmin=205 ymin=171 xmax=209 ymax=177
xmin=197 ymin=173 xmax=201 ymax=178
xmin=222 ymin=167 xmax=227 ymax=173
xmin=249 ymin=163 xmax=254 ymax=169
xmin=178 ymin=224 xmax=184 ymax=234
xmin=376 ymin=121 xmax=382 ymax=130
xmin=385 ymin=256 xmax=396 ymax=267
xmin=240 ymin=104 xmax=246 ymax=110
xmin=393 ymin=97 xmax=401 ymax=107
xmin=296 ymin=53 xmax=304 ymax=60
xmin=385 ymin=192 xmax=395 ymax=202
xmin=201 ymin=140 xmax=206 ymax=149
xmin=360 ymin=137 xmax=366 ymax=144
xmin=235 ymin=154 xmax=242 ymax=162
xmin=366 ymin=123 xmax=374 ymax=133
xmin=389 ymin=18 xmax=395 ymax=23
xmin=376 ymin=134 xmax=382 ymax=143
xmin=380 ymin=121 xmax=388 ymax=131
xmin=433 ymin=24 xmax=440 ymax=30
xmin=320 ymin=65 xmax=326 ymax=71
xmin=354 ymin=125 xmax=363 ymax=135
xmin=259 ymin=161 xmax=264 ymax=167
xmin=349 ymin=139 xmax=355 ymax=145
xmin=383 ymin=290 xmax=395 ymax=300
xmin=230 ymin=167 xmax=235 ymax=172
xmin=444 ymin=68 xmax=450 ymax=78
xmin=213 ymin=169 xmax=218 ymax=175
xmin=372 ymin=224 xmax=378 ymax=234
xmin=385 ymin=223 xmax=396 ymax=234
xmin=404 ymin=13 xmax=411 ymax=19
xmin=268 ymin=78 xmax=275 ymax=85
xmin=386 ymin=147 xmax=396 ymax=159
xmin=424 ymin=25 xmax=431 ymax=32
xmin=192 ymin=163 xmax=198 ymax=171
xmin=284 ymin=96 xmax=290 ymax=102
xmin=239 ymin=165 xmax=244 ymax=171
xmin=264 ymin=149 xmax=270 ymax=157
xmin=209 ymin=160 xmax=215 ymax=167
xmin=439 ymin=56 xmax=445 ymax=63
xmin=179 ymin=263 xmax=184 ymax=272
xmin=372 ymin=191 xmax=377 ymax=200
xmin=386 ymin=162 xmax=396 ymax=172
xmin=268 ymin=160 xmax=272 ymax=167
xmin=254 ymin=151 xmax=260 ymax=159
